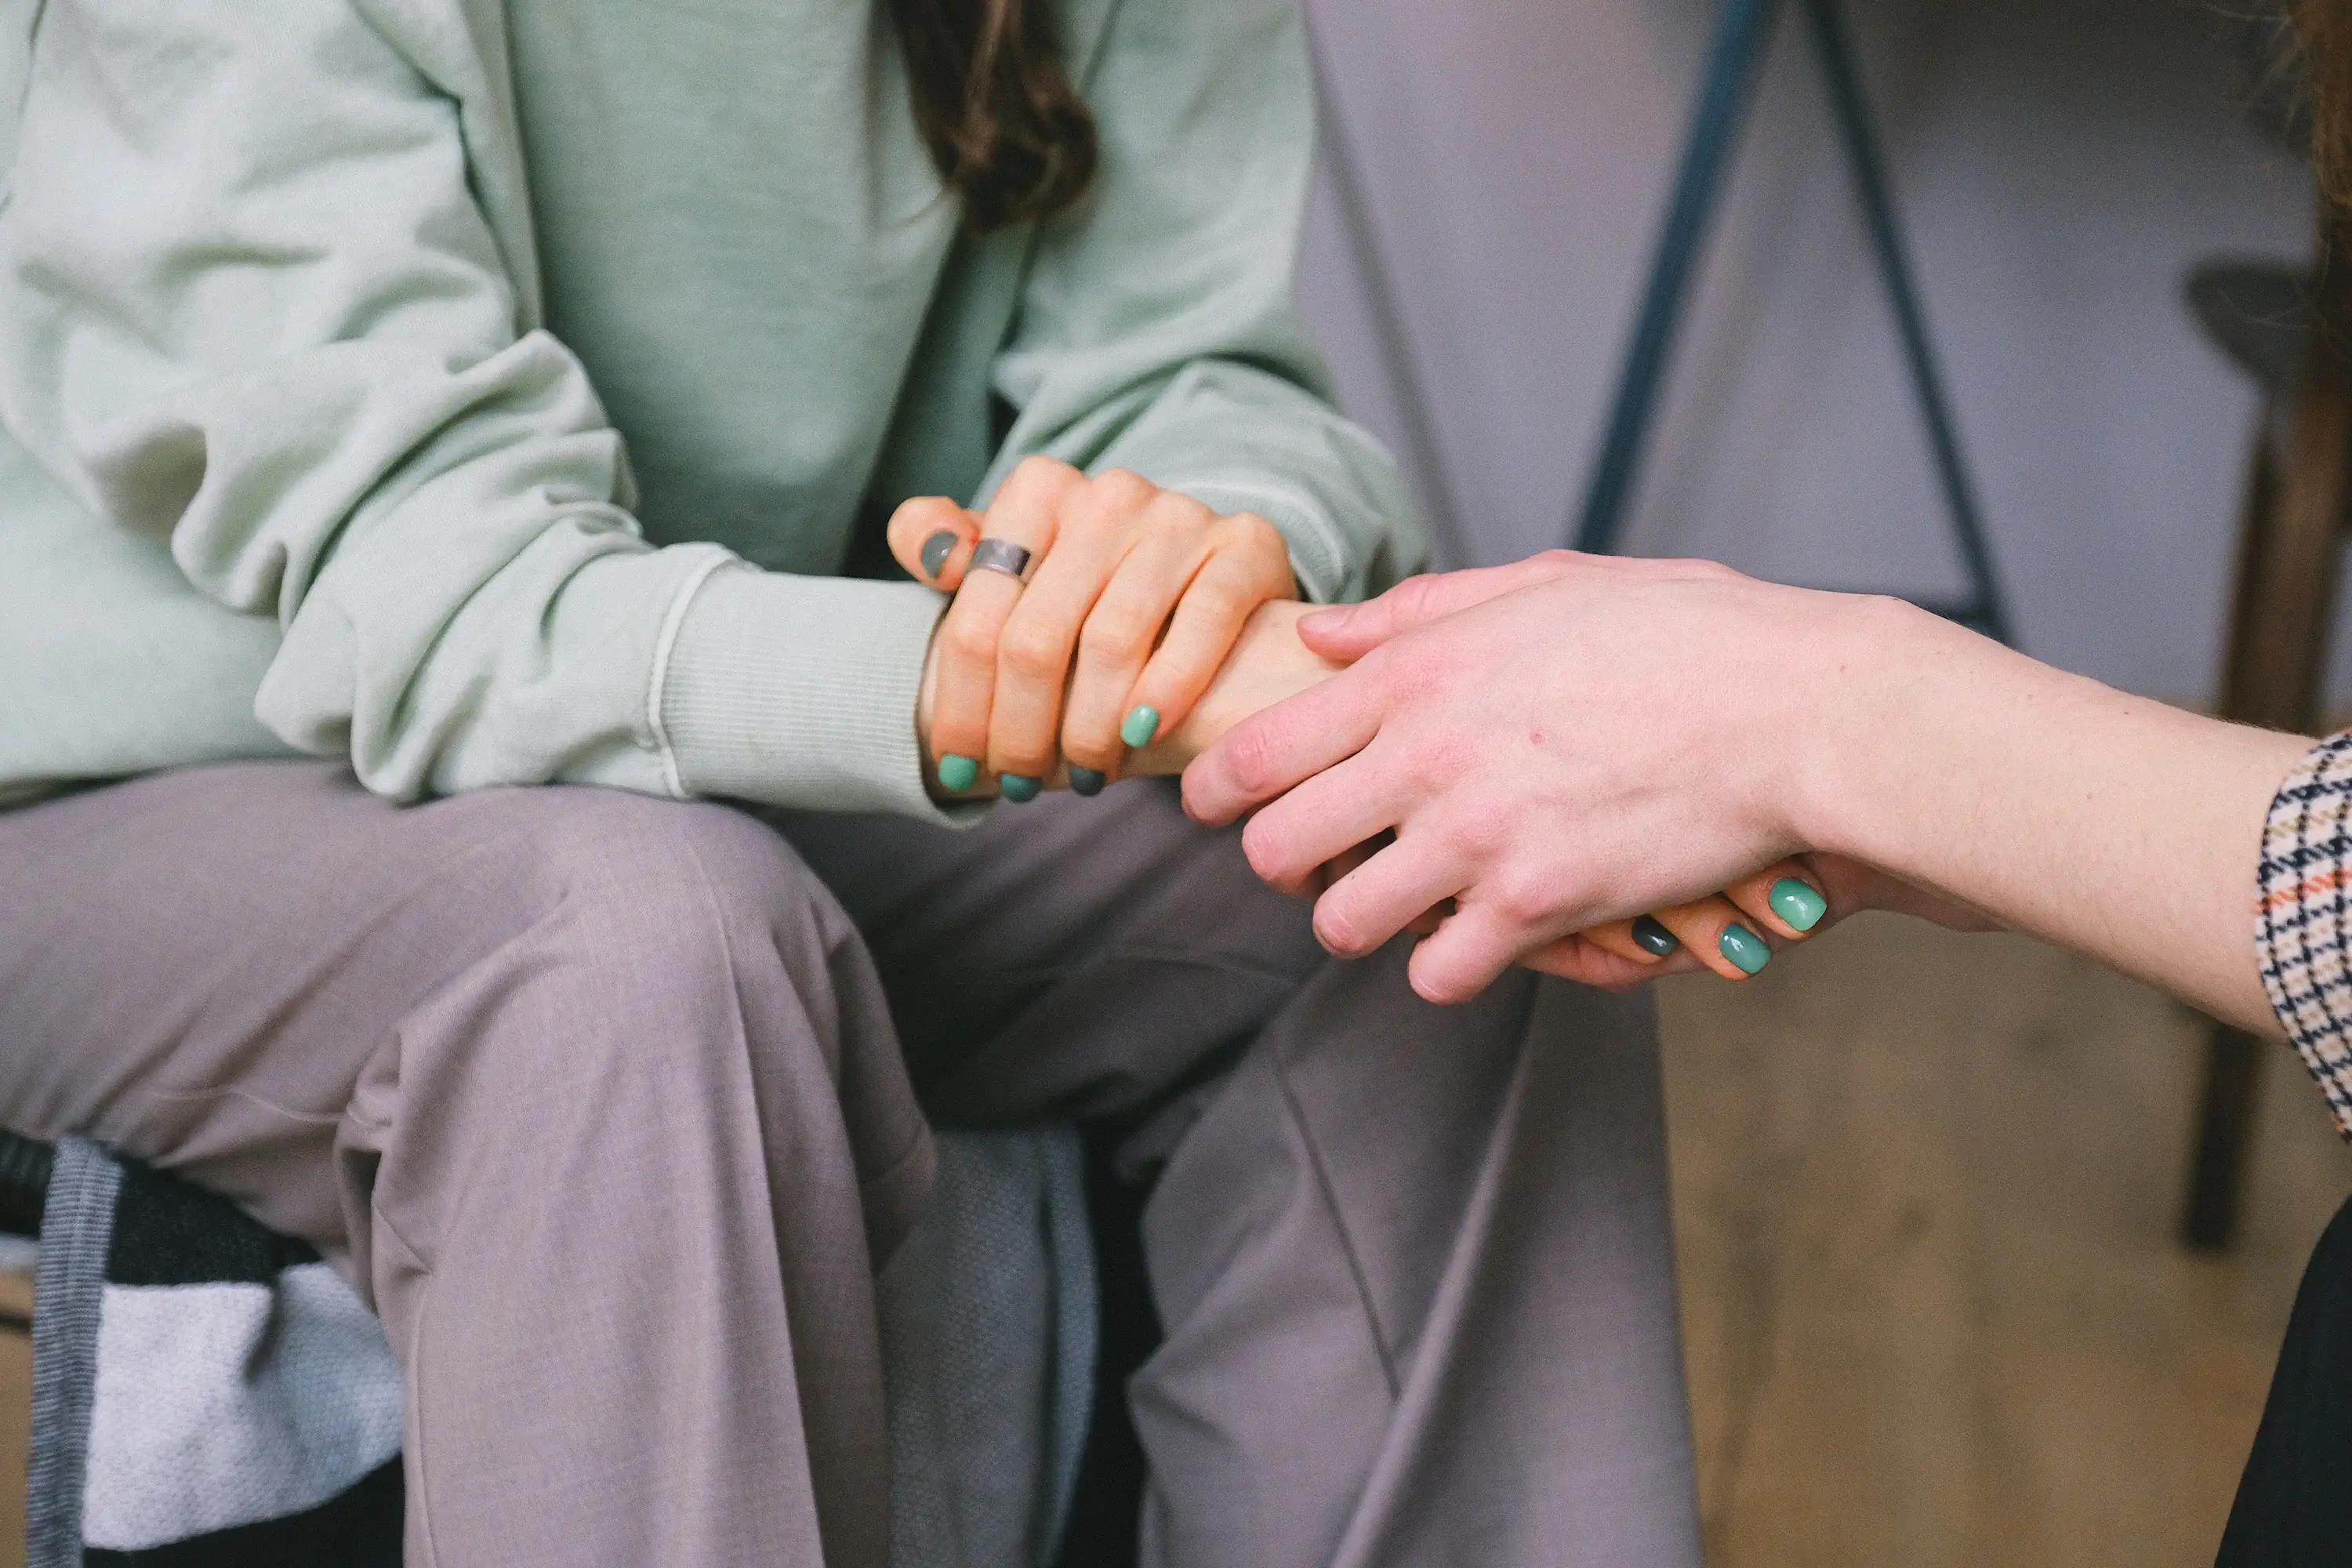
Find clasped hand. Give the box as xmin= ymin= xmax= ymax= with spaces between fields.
xmin=1183 ymin=552 xmax=1994 ymax=1004
xmin=897 ymin=474 xmax=1906 ymax=1001
xmin=893 ymin=456 xmax=1301 ymax=793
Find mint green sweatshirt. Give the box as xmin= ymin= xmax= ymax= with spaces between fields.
xmin=0 ymin=0 xmax=1418 ymax=818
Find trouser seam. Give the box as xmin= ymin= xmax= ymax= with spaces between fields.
xmin=1269 ymin=1027 xmax=1403 ymax=1399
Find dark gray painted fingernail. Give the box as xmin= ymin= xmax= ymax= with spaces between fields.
xmin=920 ymin=530 xmax=958 ymax=579
xmin=1068 ymin=765 xmax=1106 ymax=797
xmin=1000 ymin=774 xmax=1041 ymax=803
xmin=1630 ymin=916 xmax=1679 ymax=957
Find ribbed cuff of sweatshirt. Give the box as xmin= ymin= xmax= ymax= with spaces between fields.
xmin=657 ymin=563 xmax=976 ymax=823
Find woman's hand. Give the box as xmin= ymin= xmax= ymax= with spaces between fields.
xmin=889 ymin=456 xmax=1297 ymax=797
xmin=1181 ymin=551 xmax=1992 ymax=1002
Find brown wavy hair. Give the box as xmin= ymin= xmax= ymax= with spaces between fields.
xmin=893 ymin=0 xmax=1098 ymax=232
xmin=2299 ymin=1 xmax=2352 ymax=221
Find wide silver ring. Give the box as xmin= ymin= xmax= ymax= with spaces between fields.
xmin=967 ymin=539 xmax=1033 ymax=584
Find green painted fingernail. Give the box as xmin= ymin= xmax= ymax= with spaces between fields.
xmin=1769 ymin=877 xmax=1826 ymax=932
xmin=1068 ymin=765 xmax=1106 ymax=797
xmin=937 ymin=753 xmax=978 ymax=792
xmin=1630 ymin=916 xmax=1679 ymax=957
xmin=920 ymin=530 xmax=958 ymax=579
xmin=1120 ymin=706 xmax=1160 ymax=748
xmin=1000 ymin=774 xmax=1041 ymax=803
xmin=1719 ymin=923 xmax=1771 ymax=975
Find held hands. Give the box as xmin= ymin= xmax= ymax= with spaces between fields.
xmin=890 ymin=457 xmax=1298 ymax=799
xmin=1182 ymin=551 xmax=1995 ymax=1004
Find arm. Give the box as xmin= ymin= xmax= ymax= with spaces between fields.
xmin=0 ymin=0 xmax=947 ymax=816
xmin=1787 ymin=599 xmax=2300 ymax=1033
xmin=1183 ymin=553 xmax=2308 ymax=1026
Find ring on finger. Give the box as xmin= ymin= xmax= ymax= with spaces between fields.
xmin=967 ymin=539 xmax=1033 ymax=585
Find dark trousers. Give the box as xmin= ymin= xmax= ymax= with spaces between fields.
xmin=2218 ymin=1192 xmax=2352 ymax=1566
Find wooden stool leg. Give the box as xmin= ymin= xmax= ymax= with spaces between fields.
xmin=2181 ymin=249 xmax=2352 ymax=1250
xmin=2186 ymin=1025 xmax=2270 ymax=1249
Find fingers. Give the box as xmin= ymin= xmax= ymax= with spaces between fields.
xmin=1403 ymin=904 xmax=1532 ymax=1005
xmin=1722 ymin=860 xmax=1831 ymax=942
xmin=1307 ymin=823 xmax=1469 ymax=959
xmin=1057 ymin=522 xmax=1203 ymax=777
xmin=1294 ymin=551 xmax=1590 ymax=660
xmin=1521 ymin=933 xmax=1707 ymax=990
xmin=927 ymin=459 xmax=1082 ymax=783
xmin=1649 ymin=895 xmax=1776 ymax=982
xmin=1119 ymin=514 xmax=1293 ymax=743
xmin=1578 ymin=918 xmax=1679 ymax=968
xmin=985 ymin=508 xmax=1136 ymax=781
xmin=1237 ymin=742 xmax=1411 ymax=895
xmin=1181 ymin=658 xmax=1391 ymax=826
xmin=888 ymin=496 xmax=982 ymax=590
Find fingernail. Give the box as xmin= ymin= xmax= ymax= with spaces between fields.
xmin=1630 ymin=915 xmax=1679 ymax=957
xmin=1298 ymin=606 xmax=1348 ymax=635
xmin=937 ymin=753 xmax=978 ymax=792
xmin=1000 ymin=774 xmax=1041 ymax=804
xmin=1769 ymin=877 xmax=1827 ymax=932
xmin=1068 ymin=765 xmax=1106 ymax=797
xmin=920 ymin=530 xmax=958 ymax=579
xmin=1120 ymin=706 xmax=1160 ymax=748
xmin=1719 ymin=923 xmax=1771 ymax=975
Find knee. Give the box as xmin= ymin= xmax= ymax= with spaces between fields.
xmin=453 ymin=789 xmax=858 ymax=1031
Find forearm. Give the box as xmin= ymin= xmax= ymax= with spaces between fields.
xmin=1790 ymin=600 xmax=2309 ymax=1032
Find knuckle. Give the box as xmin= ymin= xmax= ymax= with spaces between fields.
xmin=1011 ymin=453 xmax=1074 ymax=489
xmin=941 ymin=613 xmax=1000 ymax=668
xmin=1389 ymin=574 xmax=1439 ymax=621
xmin=1434 ymin=804 xmax=1502 ymax=864
xmin=1224 ymin=510 xmax=1285 ymax=555
xmin=1150 ymin=492 xmax=1212 ymax=532
xmin=1222 ymin=720 xmax=1280 ymax=793
xmin=999 ymin=621 xmax=1071 ymax=681
xmin=1490 ymin=870 xmax=1560 ymax=931
xmin=1078 ymin=610 xmax=1152 ymax=665
xmin=1180 ymin=577 xmax=1247 ymax=623
xmin=1093 ymin=468 xmax=1159 ymax=512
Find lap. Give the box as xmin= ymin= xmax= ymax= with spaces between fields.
xmin=0 ymin=761 xmax=858 ymax=1246
xmin=0 ymin=764 xmax=1321 ymax=1223
xmin=771 ymin=778 xmax=1329 ymax=1125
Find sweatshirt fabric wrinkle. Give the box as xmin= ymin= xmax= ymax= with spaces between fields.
xmin=0 ymin=0 xmax=1422 ymax=818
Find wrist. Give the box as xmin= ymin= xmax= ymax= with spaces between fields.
xmin=1775 ymin=593 xmax=1958 ymax=864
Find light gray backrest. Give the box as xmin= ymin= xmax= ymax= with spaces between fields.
xmin=1291 ymin=0 xmax=2313 ymax=702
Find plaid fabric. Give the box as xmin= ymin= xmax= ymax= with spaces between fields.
xmin=2258 ymin=730 xmax=2352 ymax=1138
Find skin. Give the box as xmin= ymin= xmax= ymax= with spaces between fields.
xmin=888 ymin=456 xmax=1298 ymax=791
xmin=899 ymin=478 xmax=1821 ymax=979
xmin=916 ymin=597 xmax=1347 ymax=789
xmin=1181 ymin=550 xmax=2309 ymax=1029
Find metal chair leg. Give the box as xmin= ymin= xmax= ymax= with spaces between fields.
xmin=1574 ymin=0 xmax=1782 ymax=559
xmin=1573 ymin=0 xmax=2008 ymax=642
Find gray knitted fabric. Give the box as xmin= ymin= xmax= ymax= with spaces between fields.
xmin=27 ymin=1138 xmax=120 ymax=1568
xmin=879 ymin=1128 xmax=1098 ymax=1568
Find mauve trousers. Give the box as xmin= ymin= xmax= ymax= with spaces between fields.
xmin=0 ymin=762 xmax=1700 ymax=1568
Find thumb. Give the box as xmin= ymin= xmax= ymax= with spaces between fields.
xmin=1297 ymin=553 xmax=1588 ymax=659
xmin=887 ymin=496 xmax=982 ymax=590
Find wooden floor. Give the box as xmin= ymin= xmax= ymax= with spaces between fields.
xmin=1661 ymin=916 xmax=2352 ymax=1566
xmin=0 ymin=916 xmax=2337 ymax=1566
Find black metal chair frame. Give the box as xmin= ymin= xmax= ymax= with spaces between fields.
xmin=1310 ymin=0 xmax=2010 ymax=634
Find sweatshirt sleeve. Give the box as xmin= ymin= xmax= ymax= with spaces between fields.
xmin=0 ymin=0 xmax=952 ymax=818
xmin=982 ymin=0 xmax=1425 ymax=604
xmin=2256 ymin=729 xmax=2352 ymax=1138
